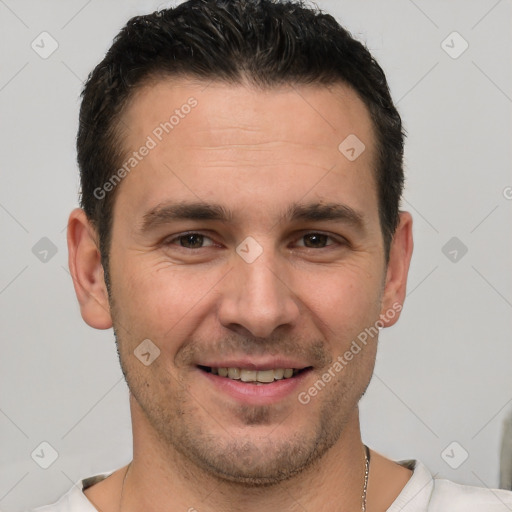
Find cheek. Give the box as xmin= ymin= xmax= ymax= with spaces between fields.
xmin=295 ymin=263 xmax=383 ymax=339
xmin=110 ymin=244 xmax=384 ymax=352
xmin=110 ymin=256 xmax=227 ymax=341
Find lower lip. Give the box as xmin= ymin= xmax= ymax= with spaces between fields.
xmin=197 ymin=368 xmax=312 ymax=405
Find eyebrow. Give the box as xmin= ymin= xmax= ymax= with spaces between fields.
xmin=139 ymin=200 xmax=365 ymax=233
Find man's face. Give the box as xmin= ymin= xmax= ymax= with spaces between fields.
xmin=106 ymin=79 xmax=393 ymax=484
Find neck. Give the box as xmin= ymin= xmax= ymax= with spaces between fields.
xmin=122 ymin=397 xmax=369 ymax=512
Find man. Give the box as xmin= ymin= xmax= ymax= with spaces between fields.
xmin=32 ymin=0 xmax=512 ymax=510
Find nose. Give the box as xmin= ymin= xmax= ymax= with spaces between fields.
xmin=217 ymin=250 xmax=300 ymax=339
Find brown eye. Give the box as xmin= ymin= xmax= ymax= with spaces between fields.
xmin=167 ymin=232 xmax=215 ymax=249
xmin=179 ymin=233 xmax=204 ymax=248
xmin=300 ymin=233 xmax=332 ymax=248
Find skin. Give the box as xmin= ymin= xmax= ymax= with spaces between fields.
xmin=68 ymin=78 xmax=414 ymax=511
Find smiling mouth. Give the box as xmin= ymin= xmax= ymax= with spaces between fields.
xmin=198 ymin=365 xmax=312 ymax=384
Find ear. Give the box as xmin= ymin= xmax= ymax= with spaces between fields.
xmin=379 ymin=211 xmax=413 ymax=327
xmin=67 ymin=208 xmax=113 ymax=329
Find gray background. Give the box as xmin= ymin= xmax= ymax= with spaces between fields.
xmin=1 ymin=0 xmax=511 ymax=510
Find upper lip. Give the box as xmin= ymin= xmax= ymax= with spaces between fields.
xmin=196 ymin=358 xmax=311 ymax=371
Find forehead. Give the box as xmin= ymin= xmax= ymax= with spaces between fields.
xmin=114 ymin=78 xmax=379 ymax=227
xmin=122 ymin=77 xmax=375 ymax=151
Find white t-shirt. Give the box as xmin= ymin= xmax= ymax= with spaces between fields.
xmin=29 ymin=459 xmax=512 ymax=511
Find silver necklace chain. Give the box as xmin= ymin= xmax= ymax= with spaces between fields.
xmin=362 ymin=444 xmax=370 ymax=512
xmin=120 ymin=445 xmax=371 ymax=511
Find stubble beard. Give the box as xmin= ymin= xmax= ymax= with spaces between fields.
xmin=107 ymin=277 xmax=375 ymax=487
xmin=113 ymin=326 xmax=372 ymax=488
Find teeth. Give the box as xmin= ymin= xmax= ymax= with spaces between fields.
xmin=210 ymin=367 xmax=299 ymax=383
xmin=274 ymin=368 xmax=284 ymax=380
xmin=240 ymin=369 xmax=257 ymax=382
xmin=256 ymin=369 xmax=275 ymax=383
xmin=227 ymin=367 xmax=241 ymax=379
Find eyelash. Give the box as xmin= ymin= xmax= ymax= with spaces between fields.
xmin=164 ymin=231 xmax=346 ymax=250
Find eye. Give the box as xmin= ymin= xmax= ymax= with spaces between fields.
xmin=295 ymin=232 xmax=340 ymax=249
xmin=166 ymin=232 xmax=216 ymax=249
xmin=164 ymin=231 xmax=344 ymax=251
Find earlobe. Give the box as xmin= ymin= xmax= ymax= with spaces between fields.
xmin=67 ymin=208 xmax=113 ymax=330
xmin=379 ymin=211 xmax=414 ymax=328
